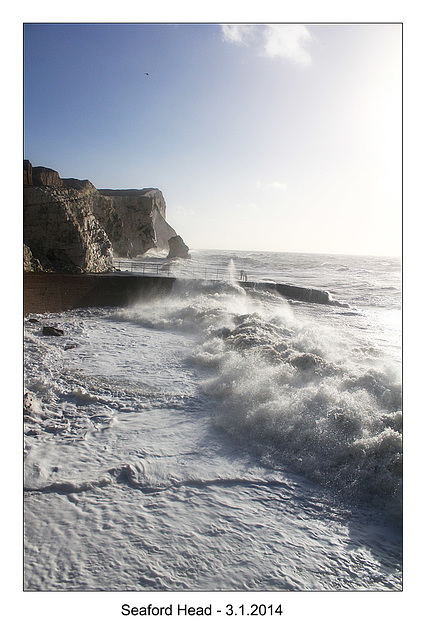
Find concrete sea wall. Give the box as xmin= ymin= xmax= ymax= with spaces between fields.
xmin=24 ymin=273 xmax=176 ymax=316
xmin=24 ymin=273 xmax=338 ymax=316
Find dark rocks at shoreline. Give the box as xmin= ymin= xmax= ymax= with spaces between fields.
xmin=43 ymin=326 xmax=64 ymax=336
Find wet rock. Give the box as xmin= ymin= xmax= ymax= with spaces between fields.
xmin=43 ymin=326 xmax=64 ymax=336
xmin=64 ymin=343 xmax=78 ymax=350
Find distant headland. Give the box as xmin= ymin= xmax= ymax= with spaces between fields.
xmin=23 ymin=160 xmax=190 ymax=273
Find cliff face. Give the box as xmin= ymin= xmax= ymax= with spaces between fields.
xmin=23 ymin=161 xmax=189 ymax=273
xmin=24 ymin=178 xmax=113 ymax=273
xmin=94 ymin=188 xmax=173 ymax=257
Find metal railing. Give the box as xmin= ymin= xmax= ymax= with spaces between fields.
xmin=112 ymin=259 xmax=335 ymax=305
xmin=114 ymin=259 xmax=250 ymax=282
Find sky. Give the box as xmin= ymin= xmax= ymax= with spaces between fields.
xmin=23 ymin=22 xmax=402 ymax=256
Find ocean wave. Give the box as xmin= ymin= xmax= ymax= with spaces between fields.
xmin=187 ymin=299 xmax=402 ymax=519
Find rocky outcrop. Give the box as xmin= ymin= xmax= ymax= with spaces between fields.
xmin=23 ymin=160 xmax=190 ymax=272
xmin=167 ymin=235 xmax=190 ymax=259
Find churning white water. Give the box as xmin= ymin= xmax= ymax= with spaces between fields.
xmin=24 ymin=251 xmax=402 ymax=591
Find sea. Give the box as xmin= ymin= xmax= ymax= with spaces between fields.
xmin=23 ymin=250 xmax=402 ymax=592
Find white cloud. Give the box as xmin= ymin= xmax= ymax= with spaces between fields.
xmin=256 ymin=180 xmax=288 ymax=191
xmin=263 ymin=25 xmax=312 ymax=66
xmin=221 ymin=24 xmax=312 ymax=66
xmin=221 ymin=24 xmax=256 ymax=45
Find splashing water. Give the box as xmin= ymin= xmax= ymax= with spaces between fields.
xmin=227 ymin=258 xmax=238 ymax=284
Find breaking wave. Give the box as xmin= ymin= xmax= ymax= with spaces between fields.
xmin=123 ymin=281 xmax=402 ymax=519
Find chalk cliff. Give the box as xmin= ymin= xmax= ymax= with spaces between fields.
xmin=23 ymin=161 xmax=190 ymax=272
xmin=24 ymin=176 xmax=113 ymax=273
xmin=94 ymin=188 xmax=171 ymax=257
